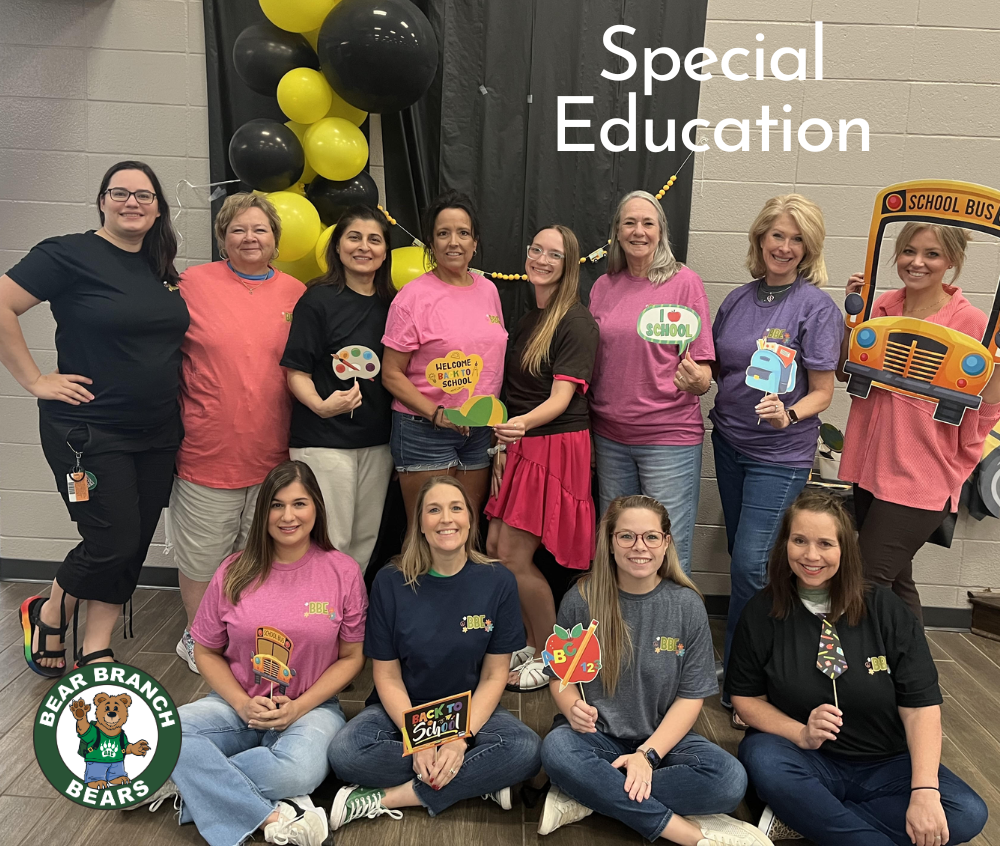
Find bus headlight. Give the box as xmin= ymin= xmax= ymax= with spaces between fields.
xmin=857 ymin=328 xmax=877 ymax=349
xmin=962 ymin=353 xmax=987 ymax=377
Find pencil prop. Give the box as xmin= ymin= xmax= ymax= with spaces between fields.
xmin=332 ymin=345 xmax=381 ymax=419
xmin=816 ymin=616 xmax=848 ymax=709
xmin=542 ymin=620 xmax=602 ymax=697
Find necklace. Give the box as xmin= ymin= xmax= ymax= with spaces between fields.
xmin=903 ymin=294 xmax=949 ymax=317
xmin=759 ymin=280 xmax=795 ymax=303
xmin=227 ymin=261 xmax=270 ymax=294
xmin=234 ymin=277 xmax=265 ymax=295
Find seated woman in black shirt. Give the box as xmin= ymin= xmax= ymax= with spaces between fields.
xmin=727 ymin=489 xmax=987 ymax=846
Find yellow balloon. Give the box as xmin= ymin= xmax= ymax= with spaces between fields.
xmin=315 ymin=225 xmax=335 ymax=272
xmin=284 ymin=121 xmax=318 ymax=183
xmin=277 ymin=68 xmax=333 ymax=125
xmin=267 ymin=191 xmax=322 ymax=262
xmin=274 ymin=252 xmax=322 ymax=284
xmin=327 ymin=88 xmax=368 ymax=127
xmin=304 ymin=117 xmax=368 ymax=181
xmin=391 ymin=246 xmax=431 ymax=291
xmin=259 ymin=0 xmax=335 ymax=33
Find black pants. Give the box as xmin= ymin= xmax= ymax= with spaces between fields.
xmin=853 ymin=485 xmax=950 ymax=623
xmin=39 ymin=411 xmax=180 ymax=605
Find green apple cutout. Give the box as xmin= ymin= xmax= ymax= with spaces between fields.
xmin=637 ymin=304 xmax=702 ymax=355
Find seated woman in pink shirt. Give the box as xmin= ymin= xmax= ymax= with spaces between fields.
xmin=839 ymin=223 xmax=1000 ymax=620
xmin=148 ymin=460 xmax=367 ymax=846
xmin=169 ymin=193 xmax=305 ymax=673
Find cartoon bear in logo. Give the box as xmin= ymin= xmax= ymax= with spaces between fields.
xmin=69 ymin=693 xmax=150 ymax=789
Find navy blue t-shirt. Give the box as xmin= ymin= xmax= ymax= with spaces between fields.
xmin=364 ymin=561 xmax=525 ymax=706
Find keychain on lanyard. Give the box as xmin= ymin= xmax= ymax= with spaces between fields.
xmin=66 ymin=442 xmax=91 ymax=503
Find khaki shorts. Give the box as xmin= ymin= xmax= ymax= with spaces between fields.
xmin=166 ymin=477 xmax=261 ymax=581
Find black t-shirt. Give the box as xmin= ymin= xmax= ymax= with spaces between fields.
xmin=503 ymin=302 xmax=599 ymax=436
xmin=7 ymin=232 xmax=189 ymax=429
xmin=364 ymin=561 xmax=526 ymax=707
xmin=726 ymin=586 xmax=942 ymax=760
xmin=280 ymin=284 xmax=392 ymax=449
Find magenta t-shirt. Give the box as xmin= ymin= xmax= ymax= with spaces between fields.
xmin=191 ymin=544 xmax=367 ymax=700
xmin=382 ymin=271 xmax=508 ymax=414
xmin=588 ymin=267 xmax=715 ymax=446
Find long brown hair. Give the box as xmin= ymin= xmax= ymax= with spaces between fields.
xmin=764 ymin=488 xmax=867 ymax=625
xmin=577 ymin=495 xmax=701 ymax=696
xmin=521 ymin=225 xmax=582 ymax=377
xmin=223 ymin=461 xmax=333 ymax=604
xmin=393 ymin=476 xmax=494 ymax=587
xmin=313 ymin=204 xmax=396 ymax=305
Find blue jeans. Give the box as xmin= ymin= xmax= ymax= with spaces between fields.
xmin=739 ymin=732 xmax=988 ymax=846
xmin=390 ymin=411 xmax=492 ymax=472
xmin=541 ymin=724 xmax=747 ymax=842
xmin=713 ymin=429 xmax=809 ymax=703
xmin=172 ymin=692 xmax=346 ymax=846
xmin=593 ymin=434 xmax=702 ymax=575
xmin=327 ymin=704 xmax=541 ymax=816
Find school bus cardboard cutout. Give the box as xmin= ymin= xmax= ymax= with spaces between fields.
xmin=844 ymin=180 xmax=1000 ymax=426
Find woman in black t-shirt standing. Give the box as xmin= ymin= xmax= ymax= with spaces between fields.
xmin=0 ymin=161 xmax=189 ymax=673
xmin=484 ymin=225 xmax=599 ymax=691
xmin=727 ymin=489 xmax=987 ymax=846
xmin=282 ymin=206 xmax=395 ymax=572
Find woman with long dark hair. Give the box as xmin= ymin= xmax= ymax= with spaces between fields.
xmin=1 ymin=160 xmax=190 ymax=672
xmin=282 ymin=205 xmax=395 ymax=572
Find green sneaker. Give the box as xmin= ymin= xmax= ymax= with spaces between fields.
xmin=329 ymin=785 xmax=403 ymax=830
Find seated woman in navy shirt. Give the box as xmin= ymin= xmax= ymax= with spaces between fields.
xmin=327 ymin=476 xmax=542 ymax=829
xmin=728 ymin=489 xmax=987 ymax=846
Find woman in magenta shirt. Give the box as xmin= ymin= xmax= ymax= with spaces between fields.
xmin=588 ymin=191 xmax=715 ymax=575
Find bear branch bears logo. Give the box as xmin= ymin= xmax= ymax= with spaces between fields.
xmin=34 ymin=663 xmax=181 ymax=809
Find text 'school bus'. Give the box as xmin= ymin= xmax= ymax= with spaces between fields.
xmin=252 ymin=626 xmax=296 ymax=695
xmin=844 ymin=180 xmax=1000 ymax=425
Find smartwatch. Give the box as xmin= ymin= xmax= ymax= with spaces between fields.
xmin=638 ymin=746 xmax=660 ymax=769
xmin=786 ymin=408 xmax=800 ymax=425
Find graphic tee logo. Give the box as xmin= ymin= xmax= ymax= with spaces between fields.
xmin=303 ymin=601 xmax=337 ymax=621
xmin=865 ymin=655 xmax=890 ymax=675
xmin=33 ymin=663 xmax=180 ymax=809
xmin=653 ymin=636 xmax=685 ymax=656
xmin=460 ymin=615 xmax=493 ymax=633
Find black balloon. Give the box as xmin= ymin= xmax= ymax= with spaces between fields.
xmin=228 ymin=119 xmax=305 ymax=193
xmin=233 ymin=22 xmax=319 ymax=97
xmin=317 ymin=0 xmax=438 ymax=114
xmin=306 ymin=172 xmax=380 ymax=226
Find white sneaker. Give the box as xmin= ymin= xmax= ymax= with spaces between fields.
xmin=537 ymin=783 xmax=593 ymax=835
xmin=329 ymin=785 xmax=403 ymax=830
xmin=123 ymin=778 xmax=180 ymax=812
xmin=689 ymin=813 xmax=775 ymax=845
xmin=264 ymin=796 xmax=328 ymax=846
xmin=758 ymin=805 xmax=803 ymax=840
xmin=482 ymin=786 xmax=512 ymax=810
xmin=175 ymin=630 xmax=199 ymax=674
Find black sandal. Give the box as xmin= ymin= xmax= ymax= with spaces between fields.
xmin=74 ymin=648 xmax=116 ymax=668
xmin=20 ymin=595 xmax=67 ymax=678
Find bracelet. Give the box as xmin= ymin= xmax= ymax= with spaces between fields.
xmin=431 ymin=406 xmax=445 ymax=428
xmin=911 ymin=787 xmax=940 ymax=792
xmin=487 ymin=444 xmax=506 ymax=457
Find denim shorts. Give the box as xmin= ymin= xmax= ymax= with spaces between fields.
xmin=390 ymin=411 xmax=492 ymax=472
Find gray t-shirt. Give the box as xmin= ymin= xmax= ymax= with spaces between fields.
xmin=557 ymin=579 xmax=718 ymax=741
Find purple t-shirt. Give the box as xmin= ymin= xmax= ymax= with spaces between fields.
xmin=709 ymin=278 xmax=842 ymax=468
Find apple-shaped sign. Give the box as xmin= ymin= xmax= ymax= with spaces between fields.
xmin=542 ymin=620 xmax=602 ymax=691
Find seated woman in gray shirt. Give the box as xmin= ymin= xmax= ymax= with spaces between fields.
xmin=538 ymin=495 xmax=771 ymax=846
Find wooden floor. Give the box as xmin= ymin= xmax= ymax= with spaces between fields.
xmin=1 ymin=579 xmax=995 ymax=846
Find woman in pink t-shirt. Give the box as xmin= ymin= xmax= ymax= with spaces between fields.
xmin=157 ymin=460 xmax=367 ymax=846
xmin=169 ymin=193 xmax=305 ymax=675
xmin=839 ymin=223 xmax=1000 ymax=620
xmin=382 ymin=191 xmax=508 ymax=527
xmin=588 ymin=191 xmax=715 ymax=575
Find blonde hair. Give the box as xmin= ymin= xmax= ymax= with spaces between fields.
xmin=214 ymin=192 xmax=282 ymax=259
xmin=746 ymin=194 xmax=828 ymax=286
xmin=394 ymin=476 xmax=494 ymax=587
xmin=521 ymin=225 xmax=583 ymax=378
xmin=576 ymin=495 xmax=701 ymax=696
xmin=607 ymin=191 xmax=681 ymax=285
xmin=891 ymin=222 xmax=971 ymax=282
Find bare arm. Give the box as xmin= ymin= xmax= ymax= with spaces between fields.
xmin=899 ymin=705 xmax=949 ymax=846
xmin=757 ymin=369 xmax=836 ymax=430
xmin=732 ymin=693 xmax=843 ymax=750
xmin=285 ymin=367 xmax=361 ymax=418
xmin=381 ymin=347 xmax=438 ymax=420
xmin=494 ymin=379 xmax=576 ymax=443
xmin=371 ymin=657 xmax=413 ymax=731
xmin=193 ymin=641 xmax=277 ymax=722
xmin=640 ymin=696 xmax=703 ymax=758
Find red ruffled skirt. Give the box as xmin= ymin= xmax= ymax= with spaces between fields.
xmin=485 ymin=429 xmax=595 ymax=569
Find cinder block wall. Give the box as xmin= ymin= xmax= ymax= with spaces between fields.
xmin=687 ymin=0 xmax=1000 ymax=608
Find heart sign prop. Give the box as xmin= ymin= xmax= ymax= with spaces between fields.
xmin=443 ymin=395 xmax=508 ymax=427
xmin=332 ymin=345 xmax=380 ymax=380
xmin=425 ymin=350 xmax=483 ymax=398
xmin=636 ymin=304 xmax=701 ymax=355
xmin=542 ymin=619 xmax=602 ymax=694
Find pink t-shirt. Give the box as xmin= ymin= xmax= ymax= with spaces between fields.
xmin=191 ymin=544 xmax=367 ymax=700
xmin=382 ymin=271 xmax=508 ymax=413
xmin=176 ymin=261 xmax=305 ymax=488
xmin=588 ymin=267 xmax=715 ymax=446
xmin=839 ymin=286 xmax=1000 ymax=511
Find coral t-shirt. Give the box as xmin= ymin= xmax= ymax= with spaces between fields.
xmin=175 ymin=261 xmax=305 ymax=488
xmin=191 ymin=544 xmax=367 ymax=700
xmin=381 ymin=271 xmax=508 ymax=414
xmin=588 ymin=268 xmax=715 ymax=446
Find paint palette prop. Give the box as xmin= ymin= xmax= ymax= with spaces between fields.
xmin=332 ymin=346 xmax=380 ymax=380
xmin=443 ymin=395 xmax=508 ymax=427
xmin=542 ymin=620 xmax=602 ymax=692
xmin=637 ymin=304 xmax=701 ymax=355
xmin=745 ymin=339 xmax=798 ymax=394
xmin=401 ymin=691 xmax=471 ymax=756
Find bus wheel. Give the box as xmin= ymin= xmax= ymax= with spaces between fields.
xmin=932 ymin=402 xmax=966 ymax=426
xmin=979 ymin=451 xmax=1000 ymax=518
xmin=846 ymin=375 xmax=872 ymax=398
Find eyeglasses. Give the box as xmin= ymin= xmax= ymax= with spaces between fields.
xmin=103 ymin=188 xmax=157 ymax=205
xmin=527 ymin=245 xmax=565 ymax=262
xmin=613 ymin=531 xmax=666 ymax=549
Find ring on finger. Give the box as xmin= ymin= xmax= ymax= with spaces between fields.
xmin=450 ymin=768 xmax=457 ymax=774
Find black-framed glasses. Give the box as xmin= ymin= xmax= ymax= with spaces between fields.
xmin=104 ymin=188 xmax=157 ymax=205
xmin=527 ymin=244 xmax=565 ymax=262
xmin=613 ymin=530 xmax=666 ymax=549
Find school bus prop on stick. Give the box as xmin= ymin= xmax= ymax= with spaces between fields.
xmin=844 ymin=180 xmax=1000 ymax=426
xmin=252 ymin=626 xmax=296 ymax=695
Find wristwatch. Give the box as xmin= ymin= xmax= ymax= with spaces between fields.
xmin=786 ymin=408 xmax=799 ymax=425
xmin=638 ymin=745 xmax=660 ymax=769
